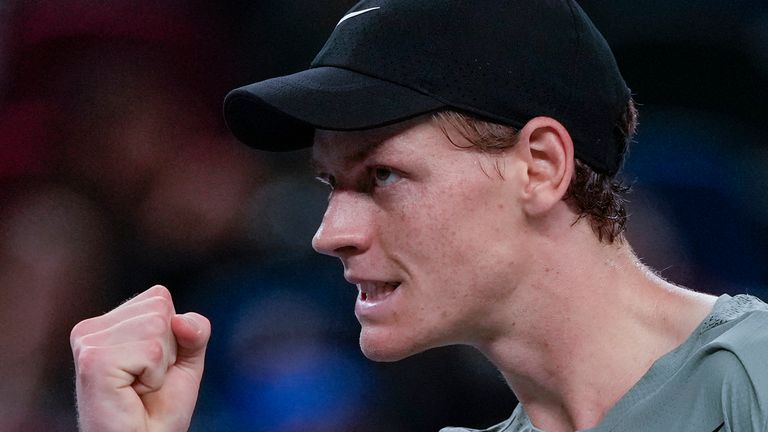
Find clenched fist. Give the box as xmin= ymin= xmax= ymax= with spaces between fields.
xmin=70 ymin=285 xmax=211 ymax=432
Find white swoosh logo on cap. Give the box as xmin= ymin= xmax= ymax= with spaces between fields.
xmin=336 ymin=7 xmax=380 ymax=27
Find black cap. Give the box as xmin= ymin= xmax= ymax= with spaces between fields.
xmin=224 ymin=0 xmax=631 ymax=175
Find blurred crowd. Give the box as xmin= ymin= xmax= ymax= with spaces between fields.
xmin=0 ymin=1 xmax=766 ymax=431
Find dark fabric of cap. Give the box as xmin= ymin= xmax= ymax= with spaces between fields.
xmin=224 ymin=0 xmax=631 ymax=175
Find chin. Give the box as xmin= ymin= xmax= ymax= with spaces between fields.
xmin=358 ymin=326 xmax=425 ymax=362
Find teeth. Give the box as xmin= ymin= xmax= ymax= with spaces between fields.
xmin=358 ymin=281 xmax=400 ymax=302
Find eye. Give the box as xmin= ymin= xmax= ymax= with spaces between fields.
xmin=372 ymin=167 xmax=401 ymax=187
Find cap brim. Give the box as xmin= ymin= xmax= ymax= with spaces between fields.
xmin=223 ymin=66 xmax=446 ymax=151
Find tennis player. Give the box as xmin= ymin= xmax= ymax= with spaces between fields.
xmin=71 ymin=1 xmax=768 ymax=431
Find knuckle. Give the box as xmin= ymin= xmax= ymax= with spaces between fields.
xmin=70 ymin=317 xmax=97 ymax=348
xmin=149 ymin=284 xmax=172 ymax=300
xmin=71 ymin=342 xmax=83 ymax=361
xmin=143 ymin=313 xmax=169 ymax=336
xmin=75 ymin=346 xmax=101 ymax=375
xmin=149 ymin=295 xmax=173 ymax=315
xmin=77 ymin=333 xmax=98 ymax=351
xmin=70 ymin=326 xmax=83 ymax=349
xmin=145 ymin=339 xmax=165 ymax=365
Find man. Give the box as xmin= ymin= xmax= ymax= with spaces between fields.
xmin=70 ymin=1 xmax=768 ymax=431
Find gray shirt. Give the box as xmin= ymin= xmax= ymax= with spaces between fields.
xmin=441 ymin=294 xmax=768 ymax=432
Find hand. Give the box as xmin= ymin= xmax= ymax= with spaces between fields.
xmin=70 ymin=285 xmax=211 ymax=432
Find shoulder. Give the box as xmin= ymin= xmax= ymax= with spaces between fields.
xmin=703 ymin=294 xmax=768 ymax=360
xmin=702 ymin=294 xmax=768 ymax=430
xmin=700 ymin=295 xmax=768 ymax=384
xmin=702 ymin=294 xmax=768 ymax=333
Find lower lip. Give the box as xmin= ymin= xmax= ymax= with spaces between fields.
xmin=354 ymin=285 xmax=401 ymax=321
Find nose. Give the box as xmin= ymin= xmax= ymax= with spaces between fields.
xmin=312 ymin=191 xmax=373 ymax=258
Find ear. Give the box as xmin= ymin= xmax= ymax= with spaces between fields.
xmin=516 ymin=116 xmax=575 ymax=216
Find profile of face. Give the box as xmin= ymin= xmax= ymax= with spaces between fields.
xmin=311 ymin=116 xmax=537 ymax=361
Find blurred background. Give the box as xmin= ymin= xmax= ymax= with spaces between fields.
xmin=0 ymin=1 xmax=766 ymax=431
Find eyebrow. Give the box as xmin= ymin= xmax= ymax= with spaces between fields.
xmin=310 ymin=137 xmax=383 ymax=175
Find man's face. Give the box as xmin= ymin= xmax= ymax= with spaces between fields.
xmin=311 ymin=116 xmax=529 ymax=361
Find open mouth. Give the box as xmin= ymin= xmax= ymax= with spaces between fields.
xmin=358 ymin=281 xmax=400 ymax=302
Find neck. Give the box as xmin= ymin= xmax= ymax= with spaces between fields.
xmin=474 ymin=223 xmax=716 ymax=432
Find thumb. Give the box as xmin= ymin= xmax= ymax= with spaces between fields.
xmin=171 ymin=312 xmax=211 ymax=375
xmin=142 ymin=313 xmax=211 ymax=428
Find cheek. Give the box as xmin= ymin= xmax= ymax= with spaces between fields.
xmin=380 ymin=193 xmax=455 ymax=266
xmin=409 ymin=186 xmax=520 ymax=294
xmin=385 ymin=191 xmax=504 ymax=285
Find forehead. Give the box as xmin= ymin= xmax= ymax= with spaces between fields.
xmin=311 ymin=116 xmax=426 ymax=170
